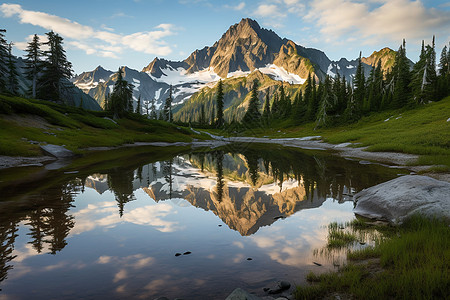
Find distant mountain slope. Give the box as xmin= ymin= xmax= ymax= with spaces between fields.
xmin=73 ymin=18 xmax=399 ymax=114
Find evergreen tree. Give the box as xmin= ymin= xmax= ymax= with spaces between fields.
xmin=316 ymin=75 xmax=335 ymax=128
xmin=0 ymin=29 xmax=8 ymax=92
xmin=438 ymin=44 xmax=449 ymax=76
xmin=353 ymin=51 xmax=365 ymax=116
xmin=423 ymin=36 xmax=437 ymax=103
xmin=271 ymin=92 xmax=280 ymax=119
xmin=392 ymin=40 xmax=411 ymax=108
xmin=303 ymin=73 xmax=312 ymax=120
xmin=437 ymin=44 xmax=450 ymax=99
xmin=306 ymin=75 xmax=318 ymax=121
xmin=110 ymin=67 xmax=133 ymax=119
xmin=200 ymin=104 xmax=206 ymax=125
xmin=136 ymin=94 xmax=141 ymax=114
xmin=38 ymin=31 xmax=73 ymax=102
xmin=6 ymin=42 xmax=18 ymax=95
xmin=216 ymin=79 xmax=224 ymax=127
xmin=278 ymin=84 xmax=291 ymax=118
xmin=163 ymin=85 xmax=173 ymax=122
xmin=292 ymin=89 xmax=306 ymax=123
xmin=24 ymin=34 xmax=43 ymax=98
xmin=262 ymin=91 xmax=271 ymax=122
xmin=79 ymin=96 xmax=84 ymax=109
xmin=150 ymin=98 xmax=157 ymax=119
xmin=242 ymin=80 xmax=261 ymax=125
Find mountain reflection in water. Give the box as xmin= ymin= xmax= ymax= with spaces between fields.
xmin=0 ymin=145 xmax=403 ymax=299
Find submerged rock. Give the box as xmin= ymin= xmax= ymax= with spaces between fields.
xmin=354 ymin=175 xmax=450 ymax=224
xmin=225 ymin=288 xmax=263 ymax=300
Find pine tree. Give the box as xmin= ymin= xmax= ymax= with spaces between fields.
xmin=6 ymin=42 xmax=18 ymax=95
xmin=216 ymin=79 xmax=224 ymax=127
xmin=200 ymin=104 xmax=206 ymax=125
xmin=316 ymin=75 xmax=335 ymax=128
xmin=136 ymin=94 xmax=141 ymax=114
xmin=437 ymin=44 xmax=450 ymax=99
xmin=79 ymin=96 xmax=84 ymax=109
xmin=423 ymin=36 xmax=437 ymax=103
xmin=292 ymin=89 xmax=306 ymax=124
xmin=353 ymin=51 xmax=365 ymax=117
xmin=110 ymin=67 xmax=133 ymax=119
xmin=150 ymin=98 xmax=157 ymax=119
xmin=24 ymin=34 xmax=43 ymax=98
xmin=38 ymin=31 xmax=73 ymax=102
xmin=262 ymin=91 xmax=271 ymax=123
xmin=278 ymin=84 xmax=291 ymax=118
xmin=392 ymin=40 xmax=411 ymax=108
xmin=163 ymin=85 xmax=173 ymax=122
xmin=271 ymin=92 xmax=280 ymax=119
xmin=242 ymin=80 xmax=261 ymax=125
xmin=304 ymin=73 xmax=312 ymax=117
xmin=0 ymin=29 xmax=8 ymax=92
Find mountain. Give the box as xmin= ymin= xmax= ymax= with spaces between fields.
xmin=73 ymin=18 xmax=398 ymax=115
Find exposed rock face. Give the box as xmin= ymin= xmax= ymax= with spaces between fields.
xmin=354 ymin=175 xmax=450 ymax=224
xmin=141 ymin=57 xmax=189 ymax=78
xmin=209 ymin=18 xmax=286 ymax=77
xmin=361 ymin=47 xmax=397 ymax=70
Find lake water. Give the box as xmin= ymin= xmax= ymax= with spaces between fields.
xmin=0 ymin=144 xmax=405 ymax=299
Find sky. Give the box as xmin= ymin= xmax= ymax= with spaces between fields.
xmin=1 ymin=0 xmax=449 ymax=75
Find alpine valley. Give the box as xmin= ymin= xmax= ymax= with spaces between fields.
xmin=72 ymin=18 xmax=398 ymax=122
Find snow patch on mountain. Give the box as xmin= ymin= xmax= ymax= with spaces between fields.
xmin=259 ymin=64 xmax=306 ymax=84
xmin=148 ymin=66 xmax=221 ymax=85
xmin=327 ymin=64 xmax=336 ymax=77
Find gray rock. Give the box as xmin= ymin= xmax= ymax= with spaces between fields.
xmin=40 ymin=144 xmax=74 ymax=158
xmin=267 ymin=281 xmax=291 ymax=294
xmin=354 ymin=175 xmax=450 ymax=224
xmin=226 ymin=288 xmax=263 ymax=300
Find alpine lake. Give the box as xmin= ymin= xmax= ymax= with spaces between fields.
xmin=0 ymin=143 xmax=407 ymax=299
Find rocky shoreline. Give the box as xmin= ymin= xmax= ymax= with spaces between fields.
xmin=1 ymin=136 xmax=448 ymax=184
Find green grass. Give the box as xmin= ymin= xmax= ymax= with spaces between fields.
xmin=219 ymin=96 xmax=450 ymax=169
xmin=0 ymin=94 xmax=208 ymax=157
xmin=295 ymin=216 xmax=450 ymax=300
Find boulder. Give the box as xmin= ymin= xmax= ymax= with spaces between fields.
xmin=354 ymin=175 xmax=450 ymax=224
xmin=225 ymin=288 xmax=263 ymax=300
xmin=40 ymin=144 xmax=74 ymax=158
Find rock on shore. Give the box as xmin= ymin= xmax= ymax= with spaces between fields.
xmin=354 ymin=175 xmax=450 ymax=224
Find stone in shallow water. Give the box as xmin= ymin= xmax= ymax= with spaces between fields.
xmin=225 ymin=288 xmax=263 ymax=300
xmin=354 ymin=175 xmax=450 ymax=224
xmin=40 ymin=144 xmax=74 ymax=158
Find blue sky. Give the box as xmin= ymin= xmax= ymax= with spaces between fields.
xmin=1 ymin=0 xmax=449 ymax=74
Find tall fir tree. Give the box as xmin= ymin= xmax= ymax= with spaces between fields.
xmin=216 ymin=79 xmax=224 ymax=127
xmin=316 ymin=75 xmax=335 ymax=128
xmin=392 ymin=40 xmax=411 ymax=108
xmin=353 ymin=51 xmax=365 ymax=117
xmin=136 ymin=94 xmax=141 ymax=114
xmin=271 ymin=92 xmax=280 ymax=119
xmin=6 ymin=42 xmax=18 ymax=95
xmin=110 ymin=67 xmax=133 ymax=119
xmin=163 ymin=85 xmax=173 ymax=122
xmin=242 ymin=80 xmax=261 ymax=125
xmin=24 ymin=34 xmax=43 ymax=98
xmin=0 ymin=29 xmax=8 ymax=91
xmin=262 ymin=91 xmax=271 ymax=123
xmin=38 ymin=31 xmax=73 ymax=102
xmin=150 ymin=98 xmax=157 ymax=119
xmin=437 ymin=44 xmax=450 ymax=99
xmin=292 ymin=89 xmax=306 ymax=124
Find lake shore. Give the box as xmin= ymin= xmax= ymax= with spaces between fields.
xmin=1 ymin=136 xmax=448 ymax=183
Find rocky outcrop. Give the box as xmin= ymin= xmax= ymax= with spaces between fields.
xmin=354 ymin=175 xmax=450 ymax=224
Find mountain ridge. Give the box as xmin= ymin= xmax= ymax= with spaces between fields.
xmin=72 ymin=18 xmax=398 ymax=113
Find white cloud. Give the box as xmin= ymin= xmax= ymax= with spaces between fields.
xmin=305 ymin=0 xmax=450 ymax=44
xmin=0 ymin=3 xmax=178 ymax=59
xmin=255 ymin=4 xmax=284 ymax=17
xmin=225 ymin=2 xmax=246 ymax=10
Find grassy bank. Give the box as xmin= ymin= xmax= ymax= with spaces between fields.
xmin=207 ymin=97 xmax=450 ymax=168
xmin=0 ymin=95 xmax=208 ymax=157
xmin=296 ymin=216 xmax=450 ymax=299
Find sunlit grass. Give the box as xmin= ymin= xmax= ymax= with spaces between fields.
xmin=0 ymin=94 xmax=207 ymax=156
xmin=296 ymin=216 xmax=450 ymax=300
